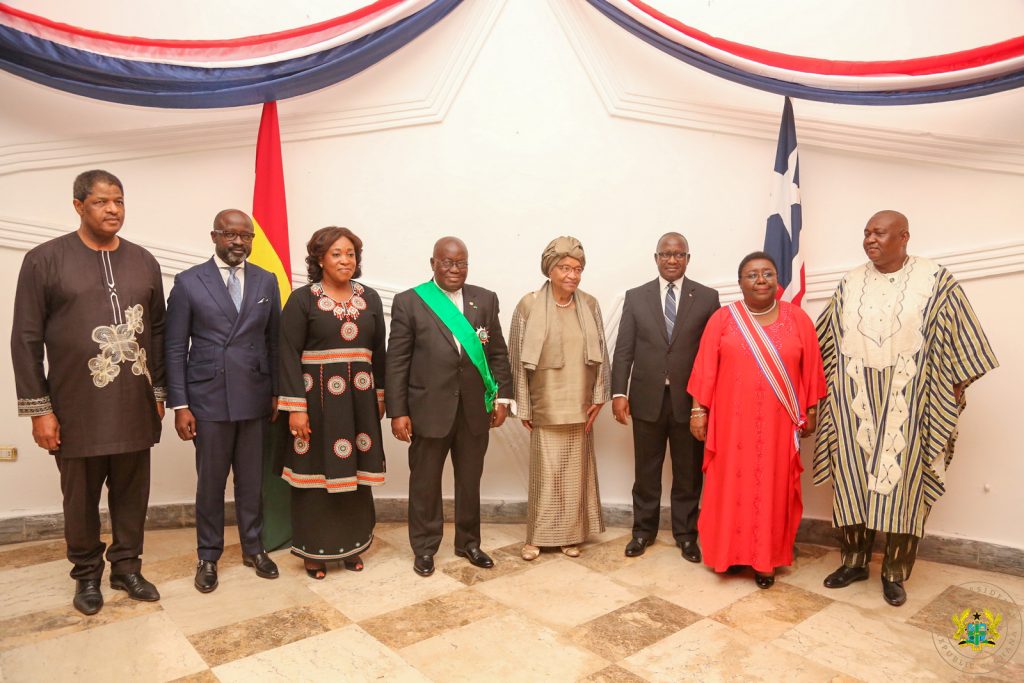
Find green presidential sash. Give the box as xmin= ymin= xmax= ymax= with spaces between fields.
xmin=413 ymin=280 xmax=498 ymax=412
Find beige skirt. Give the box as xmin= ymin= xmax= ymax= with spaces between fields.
xmin=526 ymin=423 xmax=604 ymax=546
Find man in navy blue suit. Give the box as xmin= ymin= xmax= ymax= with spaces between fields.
xmin=165 ymin=209 xmax=281 ymax=593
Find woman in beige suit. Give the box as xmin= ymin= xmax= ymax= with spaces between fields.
xmin=509 ymin=236 xmax=611 ymax=560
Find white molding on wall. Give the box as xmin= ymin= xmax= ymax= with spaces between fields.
xmin=0 ymin=0 xmax=507 ymax=177
xmin=0 ymin=215 xmax=406 ymax=312
xmin=550 ymin=0 xmax=1024 ymax=177
xmin=5 ymin=212 xmax=1020 ymax=344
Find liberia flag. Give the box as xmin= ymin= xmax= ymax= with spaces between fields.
xmin=763 ymin=96 xmax=805 ymax=305
xmin=250 ymin=101 xmax=293 ymax=550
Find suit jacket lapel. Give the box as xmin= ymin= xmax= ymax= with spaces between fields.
xmin=198 ymin=258 xmax=239 ymax=325
xmin=669 ymin=279 xmax=696 ymax=347
xmin=645 ymin=278 xmax=669 ymax=344
xmin=418 ymin=288 xmax=459 ymax=354
xmin=228 ymin=263 xmax=262 ymax=339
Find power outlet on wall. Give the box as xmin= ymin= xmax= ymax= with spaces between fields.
xmin=0 ymin=447 xmax=17 ymax=462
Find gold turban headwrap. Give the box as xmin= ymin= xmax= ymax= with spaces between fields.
xmin=540 ymin=236 xmax=586 ymax=276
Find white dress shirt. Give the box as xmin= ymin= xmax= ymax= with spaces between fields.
xmin=214 ymin=253 xmax=245 ymax=298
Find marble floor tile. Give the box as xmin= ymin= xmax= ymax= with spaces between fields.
xmin=0 ymin=539 xmax=67 ymax=570
xmin=711 ymin=581 xmax=835 ymax=640
xmin=907 ymin=583 xmax=1021 ymax=638
xmin=399 ymin=611 xmax=608 ymax=682
xmin=774 ymin=601 xmax=961 ymax=682
xmin=187 ymin=599 xmax=349 ymax=667
xmin=574 ymin=533 xmax=674 ymax=574
xmin=0 ymin=591 xmax=159 ymax=652
xmin=306 ymin=550 xmax=466 ymax=621
xmin=580 ymin=664 xmax=651 ymax=683
xmin=568 ymin=595 xmax=703 ymax=661
xmin=441 ymin=540 xmax=561 ymax=586
xmin=778 ymin=549 xmax=961 ymax=619
xmin=169 ymin=670 xmax=219 ymax=683
xmin=142 ymin=527 xmax=235 ymax=563
xmin=212 ymin=624 xmax=431 ymax=682
xmin=372 ymin=521 xmax=526 ymax=567
xmin=0 ymin=559 xmax=82 ymax=620
xmin=475 ymin=559 xmax=644 ymax=631
xmin=359 ymin=586 xmax=506 ymax=649
xmin=0 ymin=611 xmax=207 ymax=682
xmin=622 ymin=618 xmax=853 ymax=683
xmin=609 ymin=548 xmax=761 ymax=616
xmin=159 ymin=563 xmax=320 ymax=635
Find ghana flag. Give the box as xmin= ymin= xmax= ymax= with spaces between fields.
xmin=251 ymin=101 xmax=293 ymax=551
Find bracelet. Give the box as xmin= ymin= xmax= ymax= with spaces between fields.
xmin=690 ymin=411 xmax=707 ymax=418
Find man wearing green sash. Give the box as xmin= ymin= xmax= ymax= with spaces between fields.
xmin=386 ymin=237 xmax=513 ymax=577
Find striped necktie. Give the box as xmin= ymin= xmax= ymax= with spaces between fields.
xmin=228 ymin=266 xmax=242 ymax=311
xmin=665 ymin=281 xmax=677 ymax=337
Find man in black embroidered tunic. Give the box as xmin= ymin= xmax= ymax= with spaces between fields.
xmin=11 ymin=170 xmax=167 ymax=615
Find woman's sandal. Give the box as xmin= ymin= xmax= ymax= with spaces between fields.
xmin=561 ymin=545 xmax=581 ymax=558
xmin=343 ymin=555 xmax=364 ymax=572
xmin=521 ymin=544 xmax=541 ymax=561
xmin=304 ymin=561 xmax=327 ymax=580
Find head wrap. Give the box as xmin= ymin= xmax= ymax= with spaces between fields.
xmin=541 ymin=236 xmax=586 ymax=276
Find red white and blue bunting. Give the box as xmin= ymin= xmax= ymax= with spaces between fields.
xmin=1 ymin=0 xmax=1022 ymax=108
xmin=0 ymin=0 xmax=461 ymax=108
xmin=588 ymin=0 xmax=1024 ymax=105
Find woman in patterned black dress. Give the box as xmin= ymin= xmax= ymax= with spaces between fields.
xmin=277 ymin=227 xmax=386 ymax=579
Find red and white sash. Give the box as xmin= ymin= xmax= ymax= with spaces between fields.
xmin=727 ymin=302 xmax=804 ymax=445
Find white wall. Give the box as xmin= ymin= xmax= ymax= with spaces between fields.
xmin=1 ymin=0 xmax=1021 ymax=548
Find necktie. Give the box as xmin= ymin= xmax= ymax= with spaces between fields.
xmin=228 ymin=266 xmax=242 ymax=311
xmin=665 ymin=282 xmax=676 ymax=337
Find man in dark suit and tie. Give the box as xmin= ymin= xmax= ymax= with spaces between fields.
xmin=165 ymin=209 xmax=282 ymax=592
xmin=386 ymin=237 xmax=513 ymax=577
xmin=611 ymin=232 xmax=720 ymax=561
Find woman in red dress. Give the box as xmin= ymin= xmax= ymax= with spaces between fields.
xmin=687 ymin=252 xmax=825 ymax=588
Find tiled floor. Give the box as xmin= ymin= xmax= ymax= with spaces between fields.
xmin=0 ymin=523 xmax=1022 ymax=682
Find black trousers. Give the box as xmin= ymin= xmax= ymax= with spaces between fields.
xmin=194 ymin=418 xmax=265 ymax=560
xmin=407 ymin=404 xmax=488 ymax=556
xmin=54 ymin=450 xmax=150 ymax=580
xmin=631 ymin=387 xmax=703 ymax=543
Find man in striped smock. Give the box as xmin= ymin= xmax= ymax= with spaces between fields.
xmin=813 ymin=210 xmax=998 ymax=607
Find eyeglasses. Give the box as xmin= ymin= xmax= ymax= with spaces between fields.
xmin=554 ymin=264 xmax=584 ymax=276
xmin=656 ymin=251 xmax=689 ymax=261
xmin=437 ymin=259 xmax=468 ymax=271
xmin=741 ymin=270 xmax=777 ymax=282
xmin=213 ymin=230 xmax=254 ymax=243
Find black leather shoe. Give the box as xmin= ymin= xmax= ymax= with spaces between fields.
xmin=882 ymin=577 xmax=907 ymax=606
xmin=625 ymin=537 xmax=652 ymax=557
xmin=194 ymin=560 xmax=218 ymax=593
xmin=455 ymin=546 xmax=494 ymax=569
xmin=678 ymin=540 xmax=701 ymax=563
xmin=73 ymin=579 xmax=103 ymax=615
xmin=110 ymin=572 xmax=160 ymax=602
xmin=413 ymin=555 xmax=435 ymax=577
xmin=754 ymin=573 xmax=776 ymax=589
xmin=243 ymin=551 xmax=280 ymax=579
xmin=823 ymin=565 xmax=869 ymax=589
